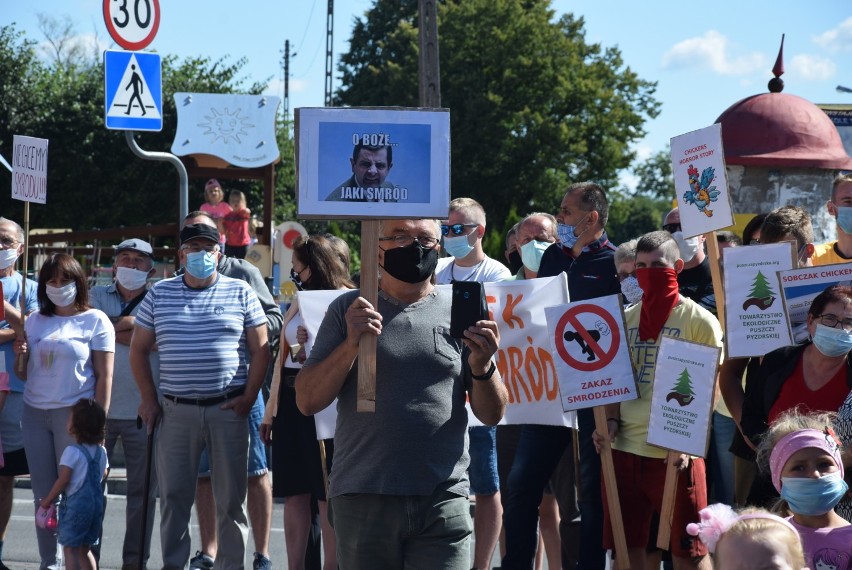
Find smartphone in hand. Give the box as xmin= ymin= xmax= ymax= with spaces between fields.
xmin=450 ymin=281 xmax=487 ymax=338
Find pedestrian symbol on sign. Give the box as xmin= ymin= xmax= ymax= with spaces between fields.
xmin=104 ymin=50 xmax=162 ymax=131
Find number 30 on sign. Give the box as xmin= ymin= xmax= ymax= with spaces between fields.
xmin=103 ymin=0 xmax=161 ymax=51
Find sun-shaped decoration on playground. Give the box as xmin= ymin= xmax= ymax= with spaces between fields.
xmin=197 ymin=107 xmax=255 ymax=144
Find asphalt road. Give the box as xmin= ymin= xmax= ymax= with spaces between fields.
xmin=4 ymin=486 xmax=290 ymax=569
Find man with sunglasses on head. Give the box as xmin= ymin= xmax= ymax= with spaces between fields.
xmin=296 ymin=219 xmax=508 ymax=567
xmin=326 ymin=142 xmax=402 ymax=202
xmin=813 ymin=172 xmax=852 ymax=266
xmin=503 ymin=182 xmax=620 ymax=570
xmin=434 ymin=197 xmax=511 ymax=570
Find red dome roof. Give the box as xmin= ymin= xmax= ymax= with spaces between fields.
xmin=715 ymin=92 xmax=852 ymax=169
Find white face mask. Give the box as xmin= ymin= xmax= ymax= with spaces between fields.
xmin=115 ymin=266 xmax=150 ymax=291
xmin=0 ymin=248 xmax=18 ymax=270
xmin=672 ymin=231 xmax=701 ymax=262
xmin=520 ymin=240 xmax=552 ymax=272
xmin=620 ymin=275 xmax=644 ymax=305
xmin=45 ymin=282 xmax=77 ymax=308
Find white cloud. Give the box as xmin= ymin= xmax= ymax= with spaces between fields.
xmin=814 ymin=17 xmax=852 ymax=53
xmin=662 ymin=30 xmax=767 ymax=76
xmin=788 ymin=54 xmax=836 ymax=81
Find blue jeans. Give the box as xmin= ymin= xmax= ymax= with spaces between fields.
xmin=708 ymin=411 xmax=736 ymax=505
xmin=502 ymin=409 xmax=604 ymax=570
xmin=468 ymin=425 xmax=499 ymax=495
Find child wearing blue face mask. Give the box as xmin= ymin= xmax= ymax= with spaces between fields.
xmin=757 ymin=409 xmax=852 ymax=569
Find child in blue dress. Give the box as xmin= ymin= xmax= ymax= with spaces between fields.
xmin=40 ymin=399 xmax=108 ymax=570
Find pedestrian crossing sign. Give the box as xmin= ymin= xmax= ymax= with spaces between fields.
xmin=104 ymin=50 xmax=162 ymax=131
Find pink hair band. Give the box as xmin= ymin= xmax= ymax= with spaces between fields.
xmin=769 ymin=428 xmax=844 ymax=493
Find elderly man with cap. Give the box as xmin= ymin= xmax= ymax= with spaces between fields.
xmin=90 ymin=238 xmax=159 ymax=569
xmin=131 ymin=224 xmax=270 ymax=570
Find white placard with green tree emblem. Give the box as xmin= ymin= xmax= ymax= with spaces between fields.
xmin=647 ymin=336 xmax=721 ymax=457
xmin=722 ymin=242 xmax=795 ymax=358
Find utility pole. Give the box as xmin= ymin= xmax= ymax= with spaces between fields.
xmin=418 ymin=0 xmax=440 ymax=107
xmin=324 ymin=0 xmax=334 ymax=106
xmin=283 ymin=39 xmax=291 ymax=121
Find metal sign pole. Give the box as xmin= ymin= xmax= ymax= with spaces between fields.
xmin=124 ymin=131 xmax=188 ymax=222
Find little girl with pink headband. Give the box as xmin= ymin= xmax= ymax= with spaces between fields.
xmin=687 ymin=503 xmax=806 ymax=569
xmin=756 ymin=409 xmax=852 ymax=570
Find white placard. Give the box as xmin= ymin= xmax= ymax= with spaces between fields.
xmin=778 ymin=263 xmax=852 ymax=344
xmin=670 ymin=124 xmax=734 ymax=237
xmin=12 ymin=135 xmax=48 ymax=204
xmin=546 ymin=294 xmax=637 ymax=411
xmin=647 ymin=336 xmax=720 ymax=457
xmin=297 ymin=289 xmax=349 ymax=440
xmin=723 ymin=243 xmax=794 ymax=357
xmin=295 ymin=107 xmax=450 ymax=219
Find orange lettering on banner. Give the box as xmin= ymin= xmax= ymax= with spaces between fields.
xmin=496 ymin=343 xmax=559 ymax=404
xmin=486 ymin=295 xmax=497 ymax=321
xmin=502 ymin=294 xmax=524 ymax=329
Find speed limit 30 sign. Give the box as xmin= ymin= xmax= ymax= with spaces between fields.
xmin=103 ymin=0 xmax=161 ymax=50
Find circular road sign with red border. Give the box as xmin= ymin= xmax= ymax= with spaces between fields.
xmin=554 ymin=304 xmax=620 ymax=372
xmin=103 ymin=0 xmax=161 ymax=51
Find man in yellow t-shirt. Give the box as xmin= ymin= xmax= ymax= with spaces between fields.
xmin=593 ymin=230 xmax=723 ymax=570
xmin=813 ymin=173 xmax=852 ymax=266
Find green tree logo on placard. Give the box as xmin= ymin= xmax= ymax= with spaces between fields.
xmin=742 ymin=270 xmax=777 ymax=311
xmin=665 ymin=368 xmax=695 ymax=407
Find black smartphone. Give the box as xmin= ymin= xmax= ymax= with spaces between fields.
xmin=450 ymin=281 xmax=488 ymax=338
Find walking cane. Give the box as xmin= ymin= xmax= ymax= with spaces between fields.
xmin=137 ymin=416 xmax=155 ymax=570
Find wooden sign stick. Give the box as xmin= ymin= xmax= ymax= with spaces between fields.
xmin=593 ymin=406 xmax=630 ymax=569
xmin=15 ymin=201 xmax=30 ymax=375
xmin=356 ymin=220 xmax=379 ymax=412
xmin=656 ymin=450 xmax=680 ymax=550
xmin=704 ymin=230 xmax=726 ymax=332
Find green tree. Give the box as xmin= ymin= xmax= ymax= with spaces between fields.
xmin=605 ymin=188 xmax=670 ymax=245
xmin=336 ymin=0 xmax=660 ymax=257
xmin=748 ymin=270 xmax=775 ymax=300
xmin=633 ymin=146 xmax=675 ymax=200
xmin=672 ymin=368 xmax=695 ymax=398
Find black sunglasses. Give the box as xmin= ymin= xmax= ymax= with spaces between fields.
xmin=662 ymin=223 xmax=682 ymax=234
xmin=441 ymin=223 xmax=478 ymax=236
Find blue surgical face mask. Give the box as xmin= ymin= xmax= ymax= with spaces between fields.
xmin=836 ymin=205 xmax=852 ymax=234
xmin=812 ymin=322 xmax=852 ymax=357
xmin=520 ymin=240 xmax=552 ymax=272
xmin=443 ymin=234 xmax=475 ymax=259
xmin=780 ymin=472 xmax=848 ymax=516
xmin=620 ymin=275 xmax=644 ymax=305
xmin=185 ymin=251 xmax=217 ymax=279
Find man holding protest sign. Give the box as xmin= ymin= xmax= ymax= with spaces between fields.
xmin=813 ymin=172 xmax=852 ymax=266
xmin=503 ymin=182 xmax=620 ymax=570
xmin=296 ymin=218 xmax=507 ymax=567
xmin=662 ymin=207 xmax=715 ymax=315
xmin=594 ymin=230 xmax=722 ymax=570
xmin=0 ymin=217 xmax=37 ymax=570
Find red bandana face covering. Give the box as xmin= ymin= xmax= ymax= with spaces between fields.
xmin=635 ymin=267 xmax=680 ymax=342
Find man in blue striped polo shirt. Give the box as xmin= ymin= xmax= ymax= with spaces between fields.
xmin=131 ymin=223 xmax=270 ymax=570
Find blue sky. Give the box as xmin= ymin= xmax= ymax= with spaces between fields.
xmin=6 ymin=0 xmax=852 ymax=185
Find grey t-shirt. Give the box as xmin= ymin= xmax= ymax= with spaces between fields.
xmin=306 ymin=287 xmax=472 ymax=498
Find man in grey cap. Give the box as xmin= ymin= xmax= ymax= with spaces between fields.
xmin=90 ymin=238 xmax=159 ymax=570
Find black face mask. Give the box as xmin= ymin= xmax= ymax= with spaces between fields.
xmin=290 ymin=268 xmax=304 ymax=290
xmin=380 ymin=241 xmax=439 ymax=284
xmin=507 ymin=250 xmax=523 ymax=274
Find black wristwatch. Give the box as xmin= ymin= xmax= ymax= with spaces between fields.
xmin=471 ymin=360 xmax=496 ymax=381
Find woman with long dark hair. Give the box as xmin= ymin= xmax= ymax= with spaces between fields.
xmin=260 ymin=235 xmax=353 ymax=570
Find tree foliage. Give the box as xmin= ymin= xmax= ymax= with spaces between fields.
xmin=633 ymin=146 xmax=675 ymax=200
xmin=0 ymin=21 xmax=294 ymax=247
xmin=336 ymin=0 xmax=660 ymax=257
